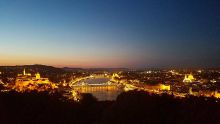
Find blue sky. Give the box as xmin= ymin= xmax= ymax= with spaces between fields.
xmin=0 ymin=0 xmax=219 ymax=68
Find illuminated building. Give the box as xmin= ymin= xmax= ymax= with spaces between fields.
xmin=169 ymin=70 xmax=180 ymax=75
xmin=210 ymin=79 xmax=217 ymax=83
xmin=189 ymin=87 xmax=193 ymax=95
xmin=0 ymin=79 xmax=4 ymax=85
xmin=14 ymin=69 xmax=57 ymax=92
xmin=142 ymin=84 xmax=170 ymax=91
xmin=197 ymin=70 xmax=202 ymax=73
xmin=147 ymin=71 xmax=152 ymax=74
xmin=111 ymin=73 xmax=121 ymax=83
xmin=112 ymin=73 xmax=120 ymax=79
xmin=124 ymin=84 xmax=137 ymax=91
xmin=17 ymin=68 xmax=31 ymax=76
xmin=214 ymin=91 xmax=220 ymax=98
xmin=159 ymin=84 xmax=170 ymax=91
xmin=183 ymin=74 xmax=195 ymax=83
xmin=35 ymin=72 xmax=41 ymax=79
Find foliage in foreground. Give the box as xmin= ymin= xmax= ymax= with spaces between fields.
xmin=0 ymin=90 xmax=220 ymax=124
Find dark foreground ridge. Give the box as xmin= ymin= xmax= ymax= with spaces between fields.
xmin=0 ymin=91 xmax=220 ymax=124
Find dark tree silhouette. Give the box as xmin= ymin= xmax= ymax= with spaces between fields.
xmin=0 ymin=90 xmax=220 ymax=124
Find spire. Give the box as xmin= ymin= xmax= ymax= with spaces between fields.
xmin=23 ymin=68 xmax=26 ymax=75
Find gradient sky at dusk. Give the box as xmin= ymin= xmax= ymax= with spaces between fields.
xmin=0 ymin=0 xmax=219 ymax=68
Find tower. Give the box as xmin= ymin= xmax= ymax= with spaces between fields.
xmin=23 ymin=69 xmax=26 ymax=75
xmin=35 ymin=73 xmax=41 ymax=79
xmin=189 ymin=87 xmax=193 ymax=95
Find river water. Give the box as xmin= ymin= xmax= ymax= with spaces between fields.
xmin=76 ymin=78 xmax=123 ymax=101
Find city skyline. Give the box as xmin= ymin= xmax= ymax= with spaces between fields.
xmin=0 ymin=0 xmax=219 ymax=68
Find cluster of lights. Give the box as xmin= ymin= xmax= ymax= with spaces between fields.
xmin=10 ymin=69 xmax=58 ymax=92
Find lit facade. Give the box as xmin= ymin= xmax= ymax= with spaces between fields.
xmin=183 ymin=74 xmax=195 ymax=83
xmin=14 ymin=69 xmax=57 ymax=92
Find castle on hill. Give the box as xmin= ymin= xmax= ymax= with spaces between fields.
xmin=14 ymin=69 xmax=57 ymax=92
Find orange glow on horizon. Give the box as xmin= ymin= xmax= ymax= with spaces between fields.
xmin=0 ymin=55 xmax=137 ymax=68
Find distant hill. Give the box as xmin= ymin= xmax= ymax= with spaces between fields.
xmin=0 ymin=64 xmax=129 ymax=72
xmin=62 ymin=67 xmax=84 ymax=71
xmin=62 ymin=67 xmax=129 ymax=72
xmin=0 ymin=64 xmax=65 ymax=73
xmin=0 ymin=65 xmax=68 ymax=83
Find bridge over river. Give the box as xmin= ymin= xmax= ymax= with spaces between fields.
xmin=69 ymin=75 xmax=123 ymax=101
xmin=71 ymin=77 xmax=120 ymax=90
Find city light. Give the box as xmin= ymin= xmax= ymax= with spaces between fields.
xmin=0 ymin=0 xmax=219 ymax=123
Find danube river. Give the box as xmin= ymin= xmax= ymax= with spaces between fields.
xmin=75 ymin=78 xmax=123 ymax=101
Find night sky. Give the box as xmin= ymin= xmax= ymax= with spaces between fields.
xmin=0 ymin=0 xmax=219 ymax=68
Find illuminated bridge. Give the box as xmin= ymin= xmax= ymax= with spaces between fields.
xmin=68 ymin=73 xmax=122 ymax=92
xmin=70 ymin=76 xmax=118 ymax=90
xmin=71 ymin=81 xmax=119 ymax=91
xmin=69 ymin=74 xmax=113 ymax=86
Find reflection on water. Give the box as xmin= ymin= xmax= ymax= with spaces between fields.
xmin=76 ymin=78 xmax=123 ymax=101
xmin=79 ymin=88 xmax=122 ymax=101
xmin=77 ymin=78 xmax=110 ymax=84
